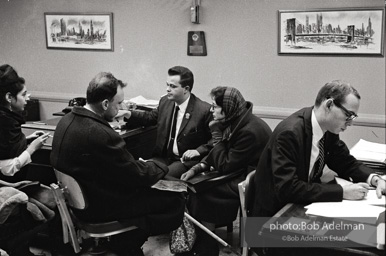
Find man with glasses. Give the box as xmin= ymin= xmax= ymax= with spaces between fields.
xmin=251 ymin=80 xmax=385 ymax=219
xmin=122 ymin=66 xmax=212 ymax=178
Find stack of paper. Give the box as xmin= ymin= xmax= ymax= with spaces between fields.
xmin=350 ymin=139 xmax=386 ymax=170
xmin=305 ymin=201 xmax=385 ymax=220
xmin=126 ymin=95 xmax=159 ymax=109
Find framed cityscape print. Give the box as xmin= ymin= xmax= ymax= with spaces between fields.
xmin=44 ymin=12 xmax=113 ymax=51
xmin=278 ymin=8 xmax=384 ymax=56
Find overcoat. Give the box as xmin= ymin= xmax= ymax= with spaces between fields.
xmin=189 ymin=102 xmax=272 ymax=224
xmin=50 ymin=107 xmax=184 ymax=234
xmin=0 ymin=106 xmax=29 ymax=182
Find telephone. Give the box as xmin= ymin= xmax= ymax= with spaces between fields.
xmin=62 ymin=97 xmax=86 ymax=114
xmin=68 ymin=97 xmax=86 ymax=107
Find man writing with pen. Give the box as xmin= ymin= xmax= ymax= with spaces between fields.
xmin=249 ymin=80 xmax=385 ymax=256
xmin=251 ymin=80 xmax=385 ymax=220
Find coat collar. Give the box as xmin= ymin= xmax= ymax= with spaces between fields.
xmin=226 ymin=101 xmax=253 ymax=141
xmin=71 ymin=106 xmax=112 ymax=128
xmin=0 ymin=106 xmax=25 ymax=125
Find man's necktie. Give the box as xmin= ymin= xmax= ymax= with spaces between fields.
xmin=167 ymin=105 xmax=179 ymax=157
xmin=310 ymin=136 xmax=325 ymax=182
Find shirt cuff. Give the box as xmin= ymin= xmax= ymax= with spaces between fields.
xmin=19 ymin=150 xmax=32 ymax=167
xmin=367 ymin=173 xmax=381 ymax=187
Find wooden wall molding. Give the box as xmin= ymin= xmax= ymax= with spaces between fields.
xmin=30 ymin=91 xmax=386 ymax=128
xmin=30 ymin=91 xmax=83 ymax=103
xmin=252 ymin=106 xmax=386 ymax=128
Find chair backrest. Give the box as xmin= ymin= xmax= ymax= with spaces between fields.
xmin=244 ymin=170 xmax=256 ymax=216
xmin=54 ymin=169 xmax=87 ymax=210
xmin=238 ymin=170 xmax=256 ymax=217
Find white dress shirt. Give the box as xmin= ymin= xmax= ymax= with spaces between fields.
xmin=0 ymin=150 xmax=31 ymax=176
xmin=172 ymin=96 xmax=190 ymax=156
xmin=309 ymin=110 xmax=325 ymax=181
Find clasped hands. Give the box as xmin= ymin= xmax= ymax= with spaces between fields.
xmin=209 ymin=120 xmax=224 ymax=146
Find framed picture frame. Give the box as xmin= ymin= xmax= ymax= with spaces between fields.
xmin=44 ymin=12 xmax=113 ymax=51
xmin=278 ymin=8 xmax=384 ymax=56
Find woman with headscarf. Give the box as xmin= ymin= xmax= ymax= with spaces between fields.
xmin=181 ymin=86 xmax=272 ymax=255
xmin=0 ymin=64 xmax=50 ymax=183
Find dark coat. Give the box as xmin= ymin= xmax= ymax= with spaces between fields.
xmin=0 ymin=106 xmax=29 ymax=182
xmin=0 ymin=106 xmax=27 ymax=160
xmin=189 ymin=102 xmax=272 ymax=224
xmin=50 ymin=107 xmax=184 ymax=234
xmin=130 ymin=94 xmax=212 ymax=167
xmin=250 ymin=107 xmax=374 ymax=217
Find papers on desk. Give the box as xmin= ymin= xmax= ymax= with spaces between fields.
xmin=350 ymin=139 xmax=386 ymax=170
xmin=306 ymin=177 xmax=385 ymax=221
xmin=305 ymin=202 xmax=384 ymax=220
xmin=22 ymin=122 xmax=56 ymax=131
xmin=334 ymin=177 xmax=386 ymax=206
xmin=126 ymin=95 xmax=159 ymax=109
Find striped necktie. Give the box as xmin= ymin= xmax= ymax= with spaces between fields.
xmin=310 ymin=136 xmax=325 ymax=182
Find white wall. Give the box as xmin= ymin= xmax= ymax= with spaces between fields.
xmin=0 ymin=0 xmax=384 ymax=144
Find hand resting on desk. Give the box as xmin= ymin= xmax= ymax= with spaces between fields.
xmin=26 ymin=130 xmax=45 ymax=140
xmin=374 ymin=178 xmax=386 ymax=198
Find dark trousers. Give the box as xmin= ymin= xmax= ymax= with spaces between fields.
xmin=153 ymin=155 xmax=198 ymax=179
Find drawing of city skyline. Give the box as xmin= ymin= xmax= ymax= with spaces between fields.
xmin=45 ymin=13 xmax=113 ymax=51
xmin=279 ymin=9 xmax=384 ymax=55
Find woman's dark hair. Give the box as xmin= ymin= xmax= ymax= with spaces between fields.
xmin=210 ymin=86 xmax=227 ymax=114
xmin=0 ymin=64 xmax=25 ymax=106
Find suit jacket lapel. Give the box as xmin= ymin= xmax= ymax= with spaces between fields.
xmin=177 ymin=95 xmax=195 ymax=138
xmin=303 ymin=107 xmax=313 ymax=177
xmin=163 ymin=100 xmax=175 ymax=141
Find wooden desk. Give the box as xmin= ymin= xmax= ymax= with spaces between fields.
xmin=22 ymin=117 xmax=157 ymax=185
xmin=251 ymin=203 xmax=384 ymax=256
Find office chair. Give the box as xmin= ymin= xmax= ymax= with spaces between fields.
xmin=50 ymin=169 xmax=143 ymax=254
xmin=238 ymin=170 xmax=256 ymax=256
xmin=191 ymin=169 xmax=246 ymax=233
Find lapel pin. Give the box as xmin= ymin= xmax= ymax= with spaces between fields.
xmin=185 ymin=113 xmax=190 ymax=119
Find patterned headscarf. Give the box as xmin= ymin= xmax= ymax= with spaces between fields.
xmin=221 ymin=87 xmax=247 ymax=140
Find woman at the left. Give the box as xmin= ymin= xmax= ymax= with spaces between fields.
xmin=0 ymin=64 xmax=49 ymax=182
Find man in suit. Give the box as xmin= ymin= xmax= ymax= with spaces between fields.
xmin=122 ymin=66 xmax=212 ymax=178
xmin=50 ymin=72 xmax=185 ymax=255
xmin=250 ymin=80 xmax=385 ymax=218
